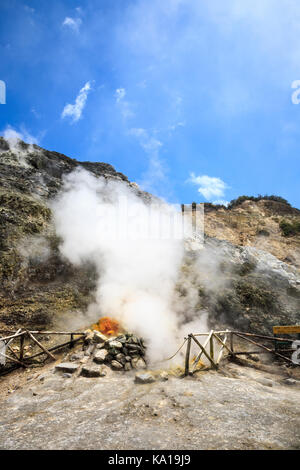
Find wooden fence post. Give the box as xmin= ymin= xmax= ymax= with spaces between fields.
xmin=19 ymin=334 xmax=25 ymax=361
xmin=185 ymin=335 xmax=192 ymax=376
xmin=210 ymin=334 xmax=214 ymax=362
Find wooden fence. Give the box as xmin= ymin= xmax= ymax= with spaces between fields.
xmin=1 ymin=327 xmax=298 ymax=376
xmin=0 ymin=329 xmax=86 ymax=373
xmin=184 ymin=329 xmax=299 ymax=375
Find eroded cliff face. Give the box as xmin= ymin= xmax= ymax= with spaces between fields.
xmin=0 ymin=136 xmax=299 ymax=335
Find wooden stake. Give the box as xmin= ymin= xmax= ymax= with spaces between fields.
xmin=184 ymin=335 xmax=192 ymax=376
xmin=26 ymin=331 xmax=56 ymax=361
xmin=0 ymin=350 xmax=27 ymax=368
xmin=235 ymin=333 xmax=294 ymax=363
xmin=216 ymin=331 xmax=229 ymax=365
xmin=230 ymin=332 xmax=234 ymax=354
xmin=191 ymin=334 xmax=218 ymax=369
xmin=213 ymin=332 xmax=232 ymax=355
xmin=24 ymin=336 xmax=84 ymax=360
xmin=192 ymin=330 xmax=213 ymax=371
xmin=19 ymin=334 xmax=25 ymax=361
xmin=210 ymin=334 xmax=214 ymax=362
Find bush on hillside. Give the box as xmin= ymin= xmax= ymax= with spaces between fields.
xmin=228 ymin=195 xmax=290 ymax=209
xmin=279 ymin=219 xmax=300 ymax=237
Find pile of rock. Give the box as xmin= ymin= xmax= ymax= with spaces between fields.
xmin=54 ymin=330 xmax=149 ymax=379
xmin=83 ymin=329 xmax=147 ymax=372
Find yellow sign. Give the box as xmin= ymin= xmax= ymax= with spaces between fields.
xmin=273 ymin=325 xmax=300 ymax=335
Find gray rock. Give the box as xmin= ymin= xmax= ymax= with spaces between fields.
xmin=93 ymin=331 xmax=107 ymax=344
xmin=69 ymin=352 xmax=84 ymax=361
xmin=285 ymin=378 xmax=297 ymax=385
xmin=132 ymin=357 xmax=147 ymax=370
xmin=55 ymin=362 xmax=79 ymax=374
xmin=84 ymin=330 xmax=94 ymax=343
xmin=93 ymin=349 xmax=108 ymax=364
xmin=84 ymin=345 xmax=94 ymax=356
xmin=111 ymin=360 xmax=123 ymax=370
xmin=135 ymin=372 xmax=155 ymax=384
xmin=108 ymin=340 xmax=123 ymax=349
xmin=159 ymin=371 xmax=169 ymax=381
xmin=115 ymin=353 xmax=126 ymax=364
xmin=124 ymin=362 xmax=132 ymax=371
xmin=116 ymin=335 xmax=127 ymax=343
xmin=62 ymin=373 xmax=72 ymax=379
xmin=81 ymin=365 xmax=107 ymax=378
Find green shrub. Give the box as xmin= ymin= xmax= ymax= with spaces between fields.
xmin=279 ymin=219 xmax=300 ymax=237
xmin=228 ymin=194 xmax=290 ymax=209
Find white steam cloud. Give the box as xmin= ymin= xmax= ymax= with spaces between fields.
xmin=52 ymin=168 xmax=187 ymax=363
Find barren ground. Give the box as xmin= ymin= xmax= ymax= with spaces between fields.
xmin=0 ymin=356 xmax=299 ymax=450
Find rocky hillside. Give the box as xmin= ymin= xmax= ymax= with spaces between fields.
xmin=0 ymin=137 xmax=299 ymax=335
xmin=204 ymin=198 xmax=300 ymax=268
xmin=0 ymin=137 xmax=149 ymax=331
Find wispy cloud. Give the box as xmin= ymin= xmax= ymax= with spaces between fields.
xmin=115 ymin=87 xmax=134 ymax=119
xmin=128 ymin=127 xmax=167 ymax=195
xmin=129 ymin=128 xmax=162 ymax=153
xmin=61 ymin=81 xmax=92 ymax=123
xmin=62 ymin=16 xmax=82 ymax=33
xmin=188 ymin=173 xmax=229 ymax=201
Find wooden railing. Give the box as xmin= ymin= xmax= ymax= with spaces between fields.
xmin=184 ymin=330 xmax=298 ymax=375
xmin=0 ymin=329 xmax=86 ymax=372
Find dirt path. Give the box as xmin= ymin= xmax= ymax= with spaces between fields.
xmin=0 ymin=360 xmax=299 ymax=450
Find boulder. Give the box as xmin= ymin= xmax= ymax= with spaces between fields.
xmin=115 ymin=353 xmax=126 ymax=365
xmin=111 ymin=360 xmax=123 ymax=370
xmin=93 ymin=331 xmax=107 ymax=344
xmin=84 ymin=329 xmax=94 ymax=343
xmin=93 ymin=349 xmax=109 ymax=364
xmin=108 ymin=340 xmax=123 ymax=349
xmin=81 ymin=365 xmax=107 ymax=378
xmin=132 ymin=357 xmax=147 ymax=370
xmin=134 ymin=372 xmax=155 ymax=384
xmin=55 ymin=362 xmax=79 ymax=374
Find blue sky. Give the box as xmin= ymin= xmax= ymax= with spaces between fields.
xmin=0 ymin=0 xmax=300 ymax=207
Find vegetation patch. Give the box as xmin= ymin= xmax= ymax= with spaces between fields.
xmin=228 ymin=195 xmax=291 ymax=209
xmin=235 ymin=281 xmax=275 ymax=311
xmin=279 ymin=219 xmax=300 ymax=237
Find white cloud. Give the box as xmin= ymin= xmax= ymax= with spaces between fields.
xmin=129 ymin=128 xmax=162 ymax=153
xmin=115 ymin=88 xmax=126 ymax=102
xmin=115 ymin=87 xmax=134 ymax=119
xmin=62 ymin=17 xmax=82 ymax=32
xmin=61 ymin=81 xmax=92 ymax=123
xmin=188 ymin=173 xmax=229 ymax=201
